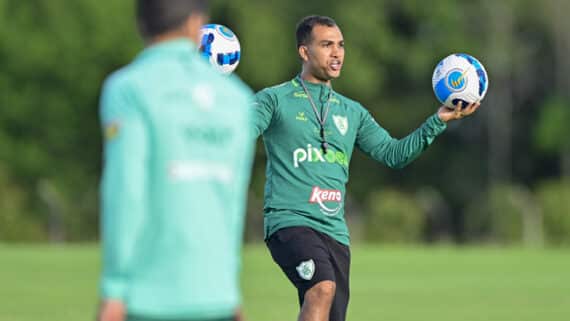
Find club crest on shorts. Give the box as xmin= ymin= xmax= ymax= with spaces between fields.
xmin=296 ymin=259 xmax=315 ymax=280
xmin=333 ymin=115 xmax=348 ymax=136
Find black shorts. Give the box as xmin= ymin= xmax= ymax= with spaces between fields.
xmin=266 ymin=226 xmax=350 ymax=321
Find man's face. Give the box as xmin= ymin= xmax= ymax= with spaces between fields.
xmin=300 ymin=24 xmax=345 ymax=82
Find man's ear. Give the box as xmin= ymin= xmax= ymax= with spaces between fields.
xmin=183 ymin=13 xmax=208 ymax=44
xmin=298 ymin=45 xmax=309 ymax=62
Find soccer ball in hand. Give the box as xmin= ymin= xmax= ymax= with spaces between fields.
xmin=432 ymin=53 xmax=489 ymax=109
xmin=199 ymin=24 xmax=241 ymax=74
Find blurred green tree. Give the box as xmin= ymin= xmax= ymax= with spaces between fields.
xmin=0 ymin=0 xmax=568 ymax=244
xmin=0 ymin=0 xmax=140 ymax=240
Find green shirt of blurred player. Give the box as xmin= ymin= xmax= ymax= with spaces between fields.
xmin=97 ymin=1 xmax=254 ymax=321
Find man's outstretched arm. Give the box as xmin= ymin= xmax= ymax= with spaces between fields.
xmin=356 ymin=101 xmax=480 ymax=169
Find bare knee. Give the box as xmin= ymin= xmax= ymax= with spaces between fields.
xmin=305 ymin=280 xmax=336 ymax=301
xmin=299 ymin=281 xmax=337 ymax=321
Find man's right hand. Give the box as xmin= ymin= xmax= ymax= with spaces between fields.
xmin=437 ymin=101 xmax=480 ymax=123
xmin=97 ymin=299 xmax=125 ymax=321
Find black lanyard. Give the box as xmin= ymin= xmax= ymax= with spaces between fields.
xmin=299 ymin=78 xmax=333 ymax=154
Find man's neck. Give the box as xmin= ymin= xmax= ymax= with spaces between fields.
xmin=300 ymin=70 xmax=331 ymax=86
xmin=147 ymin=32 xmax=195 ymax=47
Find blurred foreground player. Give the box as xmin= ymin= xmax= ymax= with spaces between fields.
xmin=97 ymin=1 xmax=255 ymax=320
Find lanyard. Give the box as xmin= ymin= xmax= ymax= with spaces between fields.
xmin=299 ymin=78 xmax=333 ymax=154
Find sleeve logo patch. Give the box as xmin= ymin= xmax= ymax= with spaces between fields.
xmin=104 ymin=122 xmax=120 ymax=141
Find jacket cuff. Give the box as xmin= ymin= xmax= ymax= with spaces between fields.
xmin=427 ymin=113 xmax=447 ymax=135
xmin=100 ymin=276 xmax=127 ymax=300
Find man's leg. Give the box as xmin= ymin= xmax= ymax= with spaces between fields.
xmin=266 ymin=227 xmax=338 ymax=321
xmin=326 ymin=237 xmax=350 ymax=321
xmin=297 ymin=234 xmax=350 ymax=321
xmin=297 ymin=280 xmax=336 ymax=321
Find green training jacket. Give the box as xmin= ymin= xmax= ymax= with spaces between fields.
xmin=254 ymin=75 xmax=446 ymax=245
xmin=99 ymin=39 xmax=254 ymax=319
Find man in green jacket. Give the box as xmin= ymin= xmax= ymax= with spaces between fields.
xmin=97 ymin=1 xmax=254 ymax=321
xmin=253 ymin=15 xmax=479 ymax=321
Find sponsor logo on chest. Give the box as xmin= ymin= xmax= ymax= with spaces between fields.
xmin=309 ymin=186 xmax=343 ymax=216
xmin=293 ymin=144 xmax=349 ymax=168
xmin=169 ymin=161 xmax=232 ymax=183
xmin=191 ymin=84 xmax=215 ymax=110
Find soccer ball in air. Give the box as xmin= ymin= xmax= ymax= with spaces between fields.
xmin=432 ymin=53 xmax=489 ymax=109
xmin=199 ymin=24 xmax=241 ymax=74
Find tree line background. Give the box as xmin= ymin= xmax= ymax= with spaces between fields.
xmin=1 ymin=0 xmax=569 ymax=245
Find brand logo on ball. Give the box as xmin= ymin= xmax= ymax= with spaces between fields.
xmin=296 ymin=259 xmax=315 ymax=280
xmin=309 ymin=186 xmax=343 ymax=216
xmin=446 ymin=69 xmax=468 ymax=92
xmin=217 ymin=25 xmax=235 ymax=40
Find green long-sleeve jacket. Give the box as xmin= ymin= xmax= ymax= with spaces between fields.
xmin=99 ymin=39 xmax=254 ymax=319
xmin=254 ymin=75 xmax=446 ymax=245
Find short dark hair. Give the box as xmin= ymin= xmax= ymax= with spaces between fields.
xmin=295 ymin=15 xmax=337 ymax=48
xmin=137 ymin=0 xmax=208 ymax=39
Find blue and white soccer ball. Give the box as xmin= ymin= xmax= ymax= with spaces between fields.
xmin=432 ymin=53 xmax=489 ymax=109
xmin=199 ymin=24 xmax=241 ymax=74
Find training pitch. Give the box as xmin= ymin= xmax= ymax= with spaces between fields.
xmin=0 ymin=244 xmax=568 ymax=321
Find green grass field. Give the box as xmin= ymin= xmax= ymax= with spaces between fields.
xmin=0 ymin=244 xmax=568 ymax=321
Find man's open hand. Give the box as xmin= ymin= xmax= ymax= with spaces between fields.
xmin=437 ymin=101 xmax=481 ymax=122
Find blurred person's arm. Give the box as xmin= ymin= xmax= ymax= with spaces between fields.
xmin=98 ymin=76 xmax=149 ymax=321
xmin=234 ymin=307 xmax=245 ymax=321
xmin=252 ymin=89 xmax=277 ymax=137
xmin=229 ymin=87 xmax=257 ymax=321
xmin=97 ymin=300 xmax=125 ymax=321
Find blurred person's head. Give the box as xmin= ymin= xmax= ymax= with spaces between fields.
xmin=296 ymin=15 xmax=344 ymax=84
xmin=136 ymin=0 xmax=208 ymax=45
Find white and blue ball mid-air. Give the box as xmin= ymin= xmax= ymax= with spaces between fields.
xmin=432 ymin=53 xmax=488 ymax=109
xmin=199 ymin=24 xmax=241 ymax=74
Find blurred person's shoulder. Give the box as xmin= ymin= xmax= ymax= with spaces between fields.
xmin=101 ymin=63 xmax=136 ymax=94
xmin=216 ymin=71 xmax=254 ymax=102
